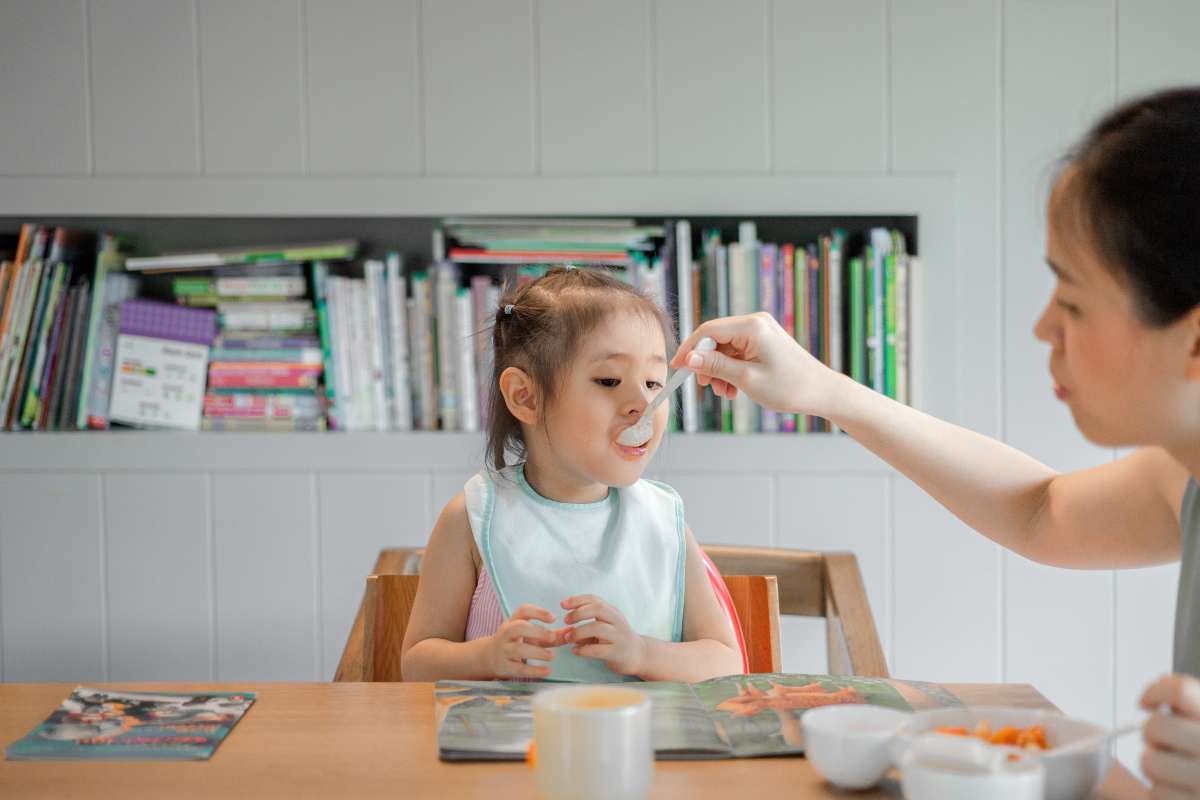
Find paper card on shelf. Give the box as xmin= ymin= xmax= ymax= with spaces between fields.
xmin=107 ymin=334 xmax=209 ymax=430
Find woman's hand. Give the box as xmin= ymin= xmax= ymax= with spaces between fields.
xmin=483 ymin=603 xmax=563 ymax=679
xmin=671 ymin=312 xmax=842 ymax=416
xmin=1140 ymin=673 xmax=1200 ymax=797
xmin=561 ymin=594 xmax=648 ymax=677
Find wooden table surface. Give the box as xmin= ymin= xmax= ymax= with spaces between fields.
xmin=0 ymin=682 xmax=1148 ymax=799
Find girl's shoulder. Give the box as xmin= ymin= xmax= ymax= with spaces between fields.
xmin=432 ymin=490 xmax=483 ymax=573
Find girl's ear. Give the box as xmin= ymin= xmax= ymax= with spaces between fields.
xmin=499 ymin=366 xmax=539 ymax=424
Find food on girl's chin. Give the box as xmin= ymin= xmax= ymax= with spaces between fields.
xmin=935 ymin=720 xmax=1049 ymax=750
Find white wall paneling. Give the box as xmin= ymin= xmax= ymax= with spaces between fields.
xmin=3 ymin=3 xmax=1200 ymax=778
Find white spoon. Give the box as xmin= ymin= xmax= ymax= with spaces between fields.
xmin=1049 ymin=720 xmax=1141 ymax=757
xmin=616 ymin=337 xmax=717 ymax=447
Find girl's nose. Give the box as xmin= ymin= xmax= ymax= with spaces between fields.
xmin=621 ymin=386 xmax=651 ymax=418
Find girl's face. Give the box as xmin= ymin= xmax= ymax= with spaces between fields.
xmin=540 ymin=308 xmax=670 ymax=488
xmin=1034 ymin=174 xmax=1199 ymax=448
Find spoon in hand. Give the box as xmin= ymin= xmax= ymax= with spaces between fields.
xmin=616 ymin=337 xmax=717 ymax=447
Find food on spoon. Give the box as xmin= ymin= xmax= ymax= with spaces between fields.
xmin=935 ymin=720 xmax=1049 ymax=750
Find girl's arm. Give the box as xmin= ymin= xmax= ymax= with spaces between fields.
xmin=677 ymin=313 xmax=1188 ymax=570
xmin=634 ymin=528 xmax=743 ymax=682
xmin=400 ymin=493 xmax=558 ymax=681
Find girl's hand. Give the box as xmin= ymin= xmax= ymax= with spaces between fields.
xmin=561 ymin=594 xmax=648 ymax=677
xmin=671 ymin=312 xmax=842 ymax=417
xmin=484 ymin=604 xmax=563 ymax=679
xmin=1140 ymin=673 xmax=1200 ymax=797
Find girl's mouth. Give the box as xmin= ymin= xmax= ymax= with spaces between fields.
xmin=614 ymin=441 xmax=649 ymax=459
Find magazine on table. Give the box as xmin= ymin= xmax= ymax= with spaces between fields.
xmin=5 ymin=686 xmax=256 ymax=761
xmin=435 ymin=673 xmax=961 ymax=761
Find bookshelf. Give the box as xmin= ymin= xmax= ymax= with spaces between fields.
xmin=0 ymin=173 xmax=956 ymax=447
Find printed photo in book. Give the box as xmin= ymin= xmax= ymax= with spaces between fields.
xmin=435 ymin=674 xmax=961 ymax=762
xmin=5 ymin=686 xmax=255 ymax=761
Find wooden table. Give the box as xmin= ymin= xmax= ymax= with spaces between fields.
xmin=0 ymin=682 xmax=1148 ymax=799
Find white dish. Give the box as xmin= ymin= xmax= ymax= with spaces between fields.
xmin=895 ymin=706 xmax=1110 ymax=800
xmin=801 ymin=704 xmax=911 ymax=790
xmin=898 ymin=732 xmax=1044 ymax=800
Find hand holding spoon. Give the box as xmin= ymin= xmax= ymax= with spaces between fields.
xmin=616 ymin=337 xmax=716 ymax=447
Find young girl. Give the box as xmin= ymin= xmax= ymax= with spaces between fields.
xmin=400 ymin=267 xmax=742 ymax=683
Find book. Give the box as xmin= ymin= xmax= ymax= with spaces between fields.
xmin=758 ymin=244 xmax=779 ymax=434
xmin=201 ymin=416 xmax=326 ymax=432
xmin=676 ymin=220 xmax=699 ymax=434
xmin=433 ymin=262 xmax=460 ymax=431
xmin=849 ymin=256 xmax=866 ymax=385
xmin=436 ymin=674 xmax=962 ymax=762
xmin=53 ymin=281 xmax=92 ymax=430
xmin=124 ymin=239 xmax=357 ymax=272
xmin=218 ymin=302 xmax=315 ymax=333
xmin=5 ymin=686 xmax=254 ymax=760
xmin=19 ymin=263 xmax=69 ymax=428
xmin=386 ymin=253 xmax=413 ymax=431
xmin=455 ymin=288 xmax=478 ymax=432
xmin=108 ymin=300 xmax=216 ymax=430
xmin=364 ymin=259 xmax=389 ymax=431
xmin=77 ymin=239 xmax=136 ymax=429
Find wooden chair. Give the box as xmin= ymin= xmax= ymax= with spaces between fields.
xmin=354 ymin=571 xmax=778 ymax=682
xmin=335 ymin=544 xmax=886 ymax=681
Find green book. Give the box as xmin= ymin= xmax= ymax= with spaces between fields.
xmin=172 ymin=276 xmax=213 ymax=296
xmin=849 ymin=257 xmax=865 ymax=385
xmin=864 ymin=245 xmax=875 ymax=392
xmin=20 ymin=263 xmax=68 ymax=427
xmin=884 ymin=253 xmax=898 ymax=400
xmin=76 ymin=237 xmax=124 ymax=429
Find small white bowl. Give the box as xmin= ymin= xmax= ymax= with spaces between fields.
xmin=895 ymin=706 xmax=1110 ymax=800
xmin=898 ymin=732 xmax=1044 ymax=800
xmin=801 ymin=705 xmax=911 ymax=790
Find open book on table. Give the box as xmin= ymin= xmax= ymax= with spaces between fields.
xmin=436 ymin=673 xmax=962 ymax=761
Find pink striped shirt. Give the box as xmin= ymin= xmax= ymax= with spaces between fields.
xmin=464 ymin=565 xmax=505 ymax=641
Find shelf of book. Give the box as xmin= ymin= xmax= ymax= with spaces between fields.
xmin=0 ymin=431 xmax=892 ymax=474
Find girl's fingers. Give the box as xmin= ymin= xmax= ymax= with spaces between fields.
xmin=511 ymin=642 xmax=555 ymax=663
xmin=1146 ymin=712 xmax=1200 ymax=758
xmin=511 ymin=604 xmax=555 ymax=624
xmin=508 ymin=620 xmax=555 ymax=646
xmin=566 ymin=621 xmax=615 ymax=644
xmin=572 ymin=643 xmax=612 ymax=660
xmin=563 ymin=602 xmax=612 ymax=625
xmin=506 ymin=661 xmax=552 ymax=679
xmin=1142 ymin=745 xmax=1200 ymax=794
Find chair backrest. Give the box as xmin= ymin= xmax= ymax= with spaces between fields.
xmin=336 ymin=543 xmax=886 ymax=680
xmin=353 ymin=571 xmax=779 ymax=681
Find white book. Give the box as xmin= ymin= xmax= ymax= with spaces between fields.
xmin=351 ymin=280 xmax=376 ymax=430
xmin=385 ymin=253 xmax=412 ymax=431
xmin=411 ymin=275 xmax=437 ymax=430
xmin=727 ymin=244 xmax=755 ymax=435
xmin=108 ymin=334 xmax=209 ymax=431
xmin=363 ymin=260 xmax=389 ymax=431
xmin=675 ymin=220 xmax=699 ymax=434
xmin=483 ymin=283 xmax=501 ymax=420
xmin=737 ymin=223 xmax=759 ymax=433
xmin=434 ymin=263 xmax=459 ymax=431
xmin=455 ymin=289 xmax=478 ymax=433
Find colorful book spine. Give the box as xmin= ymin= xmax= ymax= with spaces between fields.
xmin=54 ymin=281 xmax=91 ymax=430
xmin=209 ymin=347 xmax=323 ymax=364
xmin=758 ymin=244 xmax=779 ymax=434
xmin=207 ymin=371 xmax=320 ymax=390
xmin=25 ymin=265 xmax=70 ymax=429
xmin=203 ymin=392 xmax=321 ymax=419
xmin=434 ymin=262 xmax=459 ymax=431
xmin=780 ymin=245 xmax=796 ymax=433
xmin=386 ymin=253 xmax=412 ymax=431
xmin=0 ymin=261 xmax=42 ymax=424
xmin=793 ymin=242 xmax=808 ymax=435
xmin=470 ymin=275 xmax=493 ymax=430
xmin=884 ymin=252 xmax=898 ymax=400
xmin=364 ymin=259 xmax=389 ymax=431
xmin=6 ymin=259 xmax=54 ymax=429
xmin=849 ymin=257 xmax=866 ymax=385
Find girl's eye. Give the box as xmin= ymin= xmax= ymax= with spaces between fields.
xmin=1057 ymin=300 xmax=1081 ymax=317
xmin=646 ymin=380 xmax=664 ymax=391
xmin=594 ymin=378 xmax=619 ymax=388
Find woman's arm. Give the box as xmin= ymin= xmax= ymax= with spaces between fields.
xmin=637 ymin=527 xmax=743 ymax=682
xmin=676 ymin=313 xmax=1188 ymax=570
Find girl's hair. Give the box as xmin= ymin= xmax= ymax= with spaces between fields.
xmin=1056 ymin=85 xmax=1200 ymax=326
xmin=485 ymin=266 xmax=676 ymax=471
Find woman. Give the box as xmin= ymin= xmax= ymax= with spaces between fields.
xmin=674 ymin=86 xmax=1200 ymax=797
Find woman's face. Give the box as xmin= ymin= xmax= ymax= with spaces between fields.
xmin=1034 ymin=174 xmax=1200 ymax=448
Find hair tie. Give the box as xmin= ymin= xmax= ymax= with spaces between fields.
xmin=503 ymin=304 xmax=515 ymax=315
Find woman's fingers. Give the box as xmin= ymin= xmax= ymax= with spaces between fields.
xmin=672 ymin=317 xmax=754 ymax=368
xmin=1142 ymin=745 xmax=1200 ymax=794
xmin=1144 ymin=675 xmax=1200 ymax=718
xmin=1146 ymin=711 xmax=1200 ymax=758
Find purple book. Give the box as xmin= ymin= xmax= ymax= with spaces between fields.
xmin=119 ymin=299 xmax=217 ymax=346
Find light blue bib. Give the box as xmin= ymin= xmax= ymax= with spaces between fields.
xmin=464 ymin=464 xmax=686 ymax=682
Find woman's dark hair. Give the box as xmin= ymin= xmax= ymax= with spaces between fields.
xmin=1056 ymin=85 xmax=1200 ymax=326
xmin=484 ymin=266 xmax=676 ymax=472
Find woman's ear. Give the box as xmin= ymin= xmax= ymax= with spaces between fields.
xmin=499 ymin=366 xmax=539 ymax=424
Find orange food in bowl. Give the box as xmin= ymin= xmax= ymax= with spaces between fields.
xmin=935 ymin=720 xmax=1049 ymax=750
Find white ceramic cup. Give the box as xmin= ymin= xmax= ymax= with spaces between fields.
xmin=801 ymin=704 xmax=912 ymax=790
xmin=532 ymin=685 xmax=653 ymax=800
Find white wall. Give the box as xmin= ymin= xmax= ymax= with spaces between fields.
xmin=2 ymin=0 xmax=1198 ymax=773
